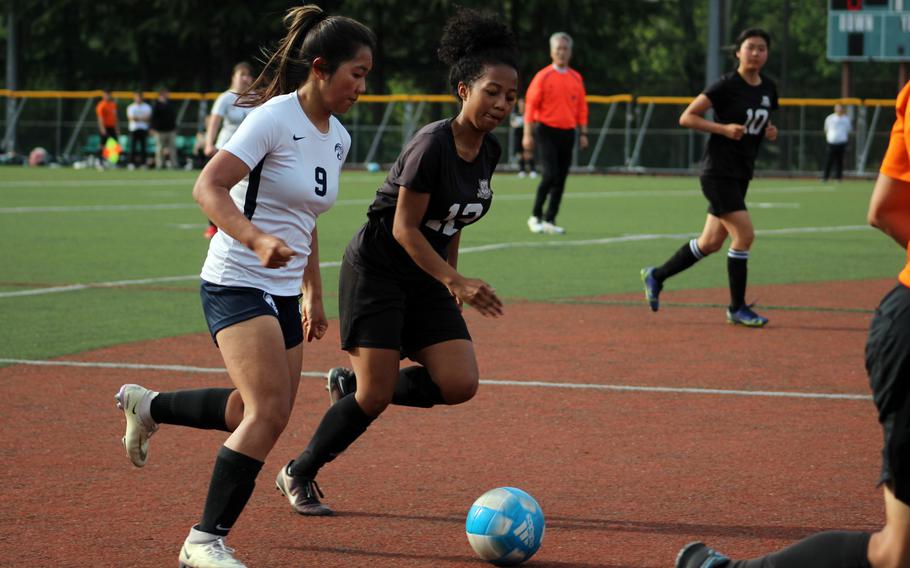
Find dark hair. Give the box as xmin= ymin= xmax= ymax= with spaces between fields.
xmin=240 ymin=5 xmax=376 ymax=107
xmin=437 ymin=8 xmax=518 ymax=98
xmin=735 ymin=28 xmax=771 ymax=51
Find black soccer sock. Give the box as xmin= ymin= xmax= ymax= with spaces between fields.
xmin=519 ymin=157 xmax=527 ymax=172
xmin=392 ymin=366 xmax=446 ymax=408
xmin=149 ymin=388 xmax=234 ymax=431
xmin=727 ymin=531 xmax=870 ymax=568
xmin=288 ymin=394 xmax=375 ymax=479
xmin=653 ymin=239 xmax=705 ymax=282
xmin=727 ymin=248 xmax=749 ymax=312
xmin=198 ymin=446 xmax=263 ymax=537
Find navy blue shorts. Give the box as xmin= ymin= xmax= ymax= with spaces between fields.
xmin=200 ymin=281 xmax=303 ymax=349
xmin=700 ymin=176 xmax=749 ymax=216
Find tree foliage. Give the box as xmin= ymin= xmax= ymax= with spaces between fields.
xmin=0 ymin=0 xmax=904 ymax=98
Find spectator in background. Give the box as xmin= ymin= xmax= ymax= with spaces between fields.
xmin=202 ymin=62 xmax=254 ymax=238
xmin=126 ymin=91 xmax=152 ymax=169
xmin=523 ymin=31 xmax=589 ymax=235
xmin=151 ymin=88 xmax=178 ymax=169
xmin=822 ymin=103 xmax=852 ymax=182
xmin=95 ymin=89 xmax=119 ymax=166
xmin=510 ymin=97 xmax=536 ymax=178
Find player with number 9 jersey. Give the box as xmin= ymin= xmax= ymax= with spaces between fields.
xmin=640 ymin=28 xmax=778 ymax=328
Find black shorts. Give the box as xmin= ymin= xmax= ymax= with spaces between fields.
xmin=338 ymin=256 xmax=471 ymax=358
xmin=866 ymin=283 xmax=910 ymax=505
xmin=200 ymin=281 xmax=303 ymax=349
xmin=700 ymin=176 xmax=749 ymax=216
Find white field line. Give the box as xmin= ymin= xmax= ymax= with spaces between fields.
xmin=0 ymin=358 xmax=871 ymax=401
xmin=0 ymin=225 xmax=871 ymax=299
xmin=0 ymin=185 xmax=834 ymax=214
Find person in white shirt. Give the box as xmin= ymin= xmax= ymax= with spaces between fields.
xmin=112 ymin=5 xmax=375 ymax=567
xmin=126 ymin=91 xmax=152 ymax=168
xmin=823 ymin=103 xmax=852 ymax=182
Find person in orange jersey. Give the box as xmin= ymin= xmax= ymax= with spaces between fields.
xmin=674 ymin=81 xmax=910 ymax=568
xmin=95 ymin=89 xmax=119 ymax=164
xmin=522 ymin=31 xmax=588 ymax=235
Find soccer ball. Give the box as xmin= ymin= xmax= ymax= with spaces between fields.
xmin=465 ymin=487 xmax=545 ymax=566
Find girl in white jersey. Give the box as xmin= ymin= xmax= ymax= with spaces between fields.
xmin=113 ymin=6 xmax=375 ymax=567
xmin=203 ymin=62 xmax=254 ymax=239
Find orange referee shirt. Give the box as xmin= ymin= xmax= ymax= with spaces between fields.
xmin=95 ymin=100 xmax=118 ymax=128
xmin=524 ymin=65 xmax=588 ymax=130
xmin=883 ymin=81 xmax=910 ymax=286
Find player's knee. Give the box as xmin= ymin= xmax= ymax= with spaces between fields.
xmin=698 ymin=238 xmax=723 ymax=255
xmin=246 ymin=401 xmax=292 ymax=442
xmin=357 ymin=392 xmax=392 ymax=417
xmin=440 ymin=373 xmax=479 ymax=405
xmin=733 ymin=231 xmax=755 ymax=250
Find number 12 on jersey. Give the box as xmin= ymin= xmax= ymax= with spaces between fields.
xmin=425 ymin=203 xmax=483 ymax=236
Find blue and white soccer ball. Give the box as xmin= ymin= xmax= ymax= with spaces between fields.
xmin=465 ymin=487 xmax=545 ymax=566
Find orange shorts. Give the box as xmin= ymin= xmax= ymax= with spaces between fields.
xmin=881 ymin=81 xmax=910 ymax=182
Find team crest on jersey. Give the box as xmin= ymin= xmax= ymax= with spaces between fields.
xmin=335 ymin=143 xmax=344 ymax=160
xmin=477 ymin=179 xmax=492 ymax=199
xmin=262 ymin=292 xmax=278 ymax=315
xmin=761 ymin=95 xmax=771 ymax=108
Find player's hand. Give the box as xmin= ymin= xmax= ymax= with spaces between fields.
xmin=251 ymin=234 xmax=296 ymax=269
xmin=449 ymin=277 xmax=503 ymax=318
xmin=765 ymin=123 xmax=778 ymax=141
xmin=204 ymin=144 xmax=217 ymax=157
xmin=723 ymin=123 xmax=746 ymax=140
xmin=522 ymin=134 xmax=534 ymax=153
xmin=579 ymin=134 xmax=589 ymax=150
xmin=302 ymin=298 xmax=328 ymax=342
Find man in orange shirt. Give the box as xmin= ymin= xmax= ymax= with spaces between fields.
xmin=95 ymin=89 xmax=120 ymax=160
xmin=522 ymin=31 xmax=588 ymax=235
xmin=675 ymin=81 xmax=910 ymax=568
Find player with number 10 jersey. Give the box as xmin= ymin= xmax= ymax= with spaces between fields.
xmin=641 ymin=28 xmax=779 ymax=328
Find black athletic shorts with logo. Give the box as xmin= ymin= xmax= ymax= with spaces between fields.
xmin=700 ymin=176 xmax=749 ymax=216
xmin=338 ymin=256 xmax=471 ymax=358
xmin=200 ymin=281 xmax=303 ymax=349
xmin=866 ymin=283 xmax=910 ymax=505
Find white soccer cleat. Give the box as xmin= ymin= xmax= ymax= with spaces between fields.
xmin=540 ymin=221 xmax=566 ymax=235
xmin=527 ymin=216 xmax=544 ymax=234
xmin=179 ymin=537 xmax=247 ymax=568
xmin=115 ymin=383 xmax=159 ymax=467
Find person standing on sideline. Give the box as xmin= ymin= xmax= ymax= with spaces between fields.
xmin=151 ymin=88 xmax=179 ymax=169
xmin=823 ymin=103 xmax=852 ymax=182
xmin=510 ymin=98 xmax=536 ymax=177
xmin=674 ymin=81 xmax=910 ymax=568
xmin=523 ymin=31 xmax=588 ymax=235
xmin=94 ymin=89 xmax=119 ymax=166
xmin=641 ymin=28 xmax=778 ymax=328
xmin=203 ymin=62 xmax=255 ymax=239
xmin=126 ymin=91 xmax=152 ymax=169
xmin=273 ymin=7 xmax=514 ymax=517
xmin=112 ymin=6 xmax=375 ymax=567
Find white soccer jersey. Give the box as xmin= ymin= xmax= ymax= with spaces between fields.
xmin=212 ymin=91 xmax=253 ymax=149
xmin=200 ymin=92 xmax=350 ymax=296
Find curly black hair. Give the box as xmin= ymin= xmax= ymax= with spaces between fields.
xmin=437 ymin=8 xmax=518 ymax=98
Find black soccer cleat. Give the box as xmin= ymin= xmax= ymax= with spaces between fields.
xmin=326 ymin=367 xmax=357 ymax=405
xmin=675 ymin=542 xmax=730 ymax=568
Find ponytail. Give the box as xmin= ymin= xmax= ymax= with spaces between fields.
xmin=239 ymin=5 xmax=375 ymax=107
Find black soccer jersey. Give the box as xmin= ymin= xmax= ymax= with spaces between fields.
xmin=700 ymin=71 xmax=779 ymax=180
xmin=346 ymin=119 xmax=501 ymax=279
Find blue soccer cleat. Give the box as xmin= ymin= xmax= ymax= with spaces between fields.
xmin=726 ymin=304 xmax=769 ymax=327
xmin=640 ymin=267 xmax=662 ymax=312
xmin=675 ymin=542 xmax=730 ymax=568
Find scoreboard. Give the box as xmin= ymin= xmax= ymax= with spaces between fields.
xmin=828 ymin=0 xmax=910 ymax=61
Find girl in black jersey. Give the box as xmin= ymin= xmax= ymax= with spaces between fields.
xmin=641 ymin=28 xmax=778 ymax=327
xmin=275 ymin=8 xmax=517 ymax=515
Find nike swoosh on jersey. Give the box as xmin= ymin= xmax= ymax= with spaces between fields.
xmin=293 ymin=135 xmax=305 ymax=141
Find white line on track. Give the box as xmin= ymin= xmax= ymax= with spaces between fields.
xmin=0 ymin=225 xmax=871 ymax=299
xmin=0 ymin=357 xmax=870 ymax=401
xmin=0 ymin=185 xmax=834 ymax=214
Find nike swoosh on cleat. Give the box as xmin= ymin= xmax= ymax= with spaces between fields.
xmin=183 ymin=546 xmax=192 ymax=559
xmin=215 ymin=524 xmax=231 ymax=532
